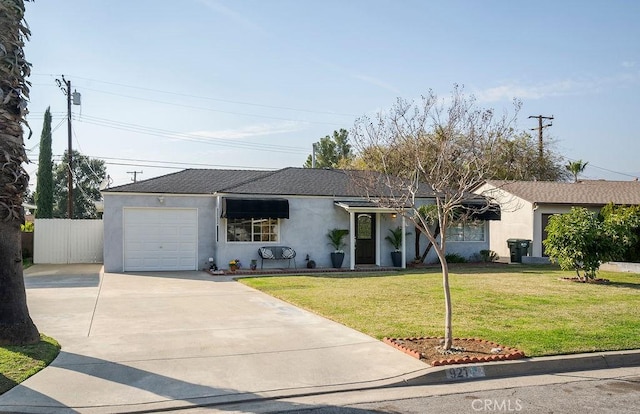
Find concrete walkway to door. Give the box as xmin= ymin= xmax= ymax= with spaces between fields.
xmin=0 ymin=265 xmax=430 ymax=413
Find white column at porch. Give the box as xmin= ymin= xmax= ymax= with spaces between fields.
xmin=401 ymin=215 xmax=406 ymax=269
xmin=349 ymin=210 xmax=356 ymax=270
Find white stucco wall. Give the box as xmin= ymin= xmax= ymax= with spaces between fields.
xmin=476 ymin=183 xmax=534 ymax=259
xmin=215 ymin=197 xmax=351 ymax=269
xmin=405 ymin=222 xmax=491 ymax=263
xmin=532 ymin=204 xmax=602 ymax=257
xmin=103 ymin=193 xmax=216 ymax=272
xmin=215 ymin=196 xmax=409 ymax=269
xmin=104 ymin=192 xmax=491 ymax=272
xmin=475 ymin=184 xmax=606 ymax=259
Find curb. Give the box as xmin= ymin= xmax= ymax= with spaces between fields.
xmin=75 ymin=350 xmax=640 ymax=413
xmin=399 ymin=349 xmax=640 ymax=386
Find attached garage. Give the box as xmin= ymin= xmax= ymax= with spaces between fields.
xmin=123 ymin=208 xmax=198 ymax=271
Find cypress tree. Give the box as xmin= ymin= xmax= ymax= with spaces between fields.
xmin=35 ymin=107 xmax=54 ymax=218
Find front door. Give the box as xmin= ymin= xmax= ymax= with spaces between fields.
xmin=355 ymin=213 xmax=376 ymax=264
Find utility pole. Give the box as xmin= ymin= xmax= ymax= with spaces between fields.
xmin=528 ymin=115 xmax=554 ymax=158
xmin=127 ymin=171 xmax=143 ymax=183
xmin=56 ymin=75 xmax=74 ymax=218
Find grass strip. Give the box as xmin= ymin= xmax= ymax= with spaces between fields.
xmin=241 ymin=264 xmax=640 ymax=357
xmin=0 ymin=335 xmax=60 ymax=394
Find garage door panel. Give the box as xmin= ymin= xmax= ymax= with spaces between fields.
xmin=124 ymin=208 xmax=197 ymax=271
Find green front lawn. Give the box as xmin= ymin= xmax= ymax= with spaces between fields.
xmin=0 ymin=335 xmax=60 ymax=394
xmin=241 ymin=265 xmax=640 ymax=357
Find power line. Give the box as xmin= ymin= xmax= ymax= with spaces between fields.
xmin=561 ymin=155 xmax=639 ymax=180
xmin=103 ymin=160 xmax=274 ymax=170
xmin=72 ymin=123 xmax=104 ymax=182
xmin=29 ymin=153 xmax=278 ymax=171
xmin=73 ymin=114 xmax=308 ymax=154
xmin=78 ymin=86 xmax=346 ymax=126
xmin=36 ymin=74 xmax=357 ymax=118
xmin=30 ymin=73 xmax=354 ymax=125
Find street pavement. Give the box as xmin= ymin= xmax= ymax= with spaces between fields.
xmin=217 ymin=366 xmax=640 ymax=413
xmin=1 ymin=264 xmax=638 ymax=413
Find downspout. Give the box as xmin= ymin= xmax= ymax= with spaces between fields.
xmin=401 ymin=215 xmax=406 ymax=268
xmin=349 ymin=210 xmax=355 ymax=270
xmin=214 ymin=194 xmax=221 ymax=268
xmin=375 ymin=213 xmax=381 ymax=266
xmin=532 ymin=202 xmax=538 ymax=257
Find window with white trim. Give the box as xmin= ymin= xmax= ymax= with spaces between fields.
xmin=227 ymin=218 xmax=279 ymax=242
xmin=445 ymin=221 xmax=485 ymax=242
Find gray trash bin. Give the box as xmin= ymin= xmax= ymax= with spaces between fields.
xmin=507 ymin=239 xmax=531 ymax=263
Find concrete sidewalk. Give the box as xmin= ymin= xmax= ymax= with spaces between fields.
xmin=0 ymin=265 xmax=431 ymax=413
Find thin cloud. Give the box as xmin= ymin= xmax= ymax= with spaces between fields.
xmin=194 ymin=0 xmax=265 ymax=33
xmin=353 ymin=74 xmax=402 ymax=94
xmin=476 ymin=72 xmax=640 ymax=102
xmin=311 ymin=57 xmax=401 ymax=94
xmin=190 ymin=121 xmax=306 ymax=140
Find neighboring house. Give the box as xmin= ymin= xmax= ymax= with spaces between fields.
xmin=476 ymin=180 xmax=640 ymax=261
xmin=103 ymin=167 xmax=495 ymax=272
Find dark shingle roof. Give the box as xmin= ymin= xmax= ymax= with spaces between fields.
xmin=486 ymin=180 xmax=640 ymax=205
xmin=104 ymin=167 xmax=435 ymax=197
xmin=223 ymin=167 xmax=388 ymax=197
xmin=104 ymin=169 xmax=271 ymax=194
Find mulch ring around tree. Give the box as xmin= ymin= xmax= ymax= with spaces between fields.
xmin=383 ymin=337 xmax=525 ymax=366
xmin=557 ymin=277 xmax=610 ymax=284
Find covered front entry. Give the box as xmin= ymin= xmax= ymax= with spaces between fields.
xmin=335 ymin=200 xmax=407 ymax=270
xmin=355 ymin=213 xmax=376 ymax=264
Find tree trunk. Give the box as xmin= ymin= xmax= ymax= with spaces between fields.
xmin=0 ymin=220 xmax=39 ymax=345
xmin=420 ymin=223 xmax=441 ymax=263
xmin=0 ymin=0 xmax=40 ymax=345
xmin=421 ymin=223 xmax=452 ymax=350
xmin=433 ymin=244 xmax=452 ymax=350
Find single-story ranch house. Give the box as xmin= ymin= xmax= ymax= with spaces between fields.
xmin=476 ymin=179 xmax=640 ymax=261
xmin=103 ymin=167 xmax=496 ymax=272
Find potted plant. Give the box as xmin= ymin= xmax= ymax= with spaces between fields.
xmin=327 ymin=228 xmax=349 ymax=268
xmin=229 ymin=259 xmax=240 ymax=272
xmin=385 ymin=226 xmax=408 ymax=267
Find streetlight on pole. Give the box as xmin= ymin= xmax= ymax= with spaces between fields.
xmin=55 ymin=75 xmax=81 ymax=218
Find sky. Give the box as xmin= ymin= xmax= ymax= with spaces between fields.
xmin=21 ymin=0 xmax=640 ymax=189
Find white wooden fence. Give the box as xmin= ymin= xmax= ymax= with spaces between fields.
xmin=34 ymin=219 xmax=103 ymax=264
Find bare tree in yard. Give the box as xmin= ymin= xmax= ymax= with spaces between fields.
xmin=0 ymin=0 xmax=40 ymax=345
xmin=351 ymin=86 xmax=520 ymax=349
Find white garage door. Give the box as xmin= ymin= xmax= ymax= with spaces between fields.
xmin=123 ymin=208 xmax=197 ymax=271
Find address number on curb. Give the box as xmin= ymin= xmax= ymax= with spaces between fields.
xmin=446 ymin=366 xmax=486 ymax=380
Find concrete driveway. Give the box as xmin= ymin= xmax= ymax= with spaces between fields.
xmin=0 ymin=265 xmax=430 ymax=413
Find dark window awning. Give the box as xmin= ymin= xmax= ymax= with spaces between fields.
xmin=461 ymin=202 xmax=501 ymax=221
xmin=222 ymin=198 xmax=289 ymax=219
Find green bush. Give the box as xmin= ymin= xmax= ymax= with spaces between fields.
xmin=20 ymin=222 xmax=34 ymax=232
xmin=474 ymin=249 xmax=499 ymax=262
xmin=445 ymin=253 xmax=467 ymax=263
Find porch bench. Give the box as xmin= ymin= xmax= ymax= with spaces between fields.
xmin=258 ymin=246 xmax=296 ymax=269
